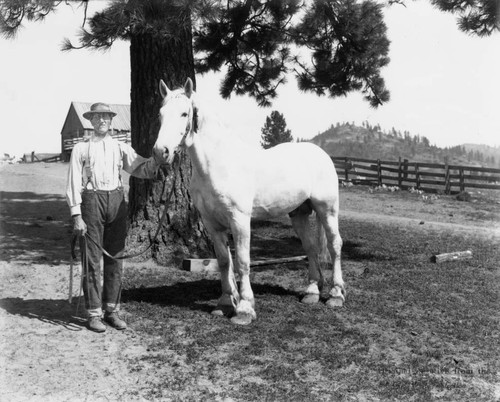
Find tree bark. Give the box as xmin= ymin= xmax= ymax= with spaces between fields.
xmin=127 ymin=18 xmax=213 ymax=266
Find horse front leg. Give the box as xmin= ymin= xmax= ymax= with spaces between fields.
xmin=229 ymin=214 xmax=256 ymax=325
xmin=205 ymin=222 xmax=239 ymax=317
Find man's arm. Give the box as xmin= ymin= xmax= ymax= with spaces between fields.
xmin=120 ymin=142 xmax=162 ymax=179
xmin=66 ymin=145 xmax=87 ymax=236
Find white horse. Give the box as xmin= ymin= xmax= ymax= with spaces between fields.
xmin=154 ymin=78 xmax=345 ymax=325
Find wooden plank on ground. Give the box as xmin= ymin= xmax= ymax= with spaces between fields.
xmin=431 ymin=250 xmax=472 ymax=263
xmin=182 ymin=258 xmax=219 ymax=273
xmin=250 ymin=255 xmax=308 ymax=267
xmin=183 ymin=255 xmax=308 ymax=273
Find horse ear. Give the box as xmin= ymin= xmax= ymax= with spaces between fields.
xmin=184 ymin=77 xmax=194 ymax=98
xmin=159 ymin=80 xmax=169 ymax=99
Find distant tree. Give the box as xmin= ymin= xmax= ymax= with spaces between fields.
xmin=260 ymin=110 xmax=293 ymax=149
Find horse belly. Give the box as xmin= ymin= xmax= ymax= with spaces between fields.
xmin=251 ymin=143 xmax=338 ymax=219
xmin=252 ymin=178 xmax=310 ymax=219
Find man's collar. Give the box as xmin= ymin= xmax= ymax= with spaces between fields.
xmin=91 ymin=132 xmax=111 ymax=142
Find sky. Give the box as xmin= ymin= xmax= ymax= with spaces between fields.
xmin=0 ymin=1 xmax=499 ymax=157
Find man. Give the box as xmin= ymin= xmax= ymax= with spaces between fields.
xmin=66 ymin=102 xmax=161 ymax=333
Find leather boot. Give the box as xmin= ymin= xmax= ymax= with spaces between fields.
xmin=104 ymin=312 xmax=127 ymax=330
xmin=87 ymin=316 xmax=106 ymax=333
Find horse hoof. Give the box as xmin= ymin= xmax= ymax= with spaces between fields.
xmin=301 ymin=293 xmax=320 ymax=304
xmin=211 ymin=306 xmax=234 ymax=317
xmin=326 ymin=297 xmax=344 ymax=308
xmin=230 ymin=313 xmax=254 ymax=326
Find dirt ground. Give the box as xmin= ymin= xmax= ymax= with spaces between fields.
xmin=0 ymin=162 xmax=499 ymax=401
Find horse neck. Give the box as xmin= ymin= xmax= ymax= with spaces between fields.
xmin=186 ymin=103 xmax=255 ymax=179
xmin=186 ymin=117 xmax=220 ymax=178
xmin=188 ymin=116 xmax=247 ymax=177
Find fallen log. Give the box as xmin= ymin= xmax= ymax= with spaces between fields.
xmin=431 ymin=250 xmax=472 ymax=263
xmin=183 ymin=255 xmax=308 ymax=273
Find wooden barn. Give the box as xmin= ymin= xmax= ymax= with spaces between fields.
xmin=60 ymin=102 xmax=131 ymax=161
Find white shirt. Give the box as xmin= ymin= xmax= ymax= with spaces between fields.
xmin=66 ymin=133 xmax=159 ymax=216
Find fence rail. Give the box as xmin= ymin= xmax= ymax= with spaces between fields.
xmin=21 ymin=153 xmax=62 ymax=163
xmin=332 ymin=156 xmax=500 ymax=194
xmin=39 ymin=154 xmax=62 ymax=163
xmin=62 ymin=132 xmax=131 ymax=151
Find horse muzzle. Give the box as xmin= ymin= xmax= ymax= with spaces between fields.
xmin=163 ymin=148 xmax=176 ymax=165
xmin=152 ymin=145 xmax=172 ymax=165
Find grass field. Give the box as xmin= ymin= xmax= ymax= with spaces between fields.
xmin=1 ymin=162 xmax=499 ymax=401
xmin=120 ymin=216 xmax=499 ymax=401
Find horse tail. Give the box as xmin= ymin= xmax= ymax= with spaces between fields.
xmin=315 ymin=213 xmax=331 ymax=266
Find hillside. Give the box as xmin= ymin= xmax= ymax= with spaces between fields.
xmin=307 ymin=122 xmax=500 ymax=168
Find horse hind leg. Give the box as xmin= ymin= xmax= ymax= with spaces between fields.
xmin=290 ymin=204 xmax=324 ymax=304
xmin=315 ymin=209 xmax=345 ymax=308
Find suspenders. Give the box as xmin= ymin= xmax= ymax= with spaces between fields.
xmin=83 ymin=138 xmax=123 ymax=191
xmin=84 ymin=141 xmax=96 ymax=190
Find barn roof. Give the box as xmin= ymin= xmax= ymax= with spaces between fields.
xmin=61 ymin=101 xmax=131 ymax=134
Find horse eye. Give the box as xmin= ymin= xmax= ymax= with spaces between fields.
xmin=181 ymin=112 xmax=188 ymax=118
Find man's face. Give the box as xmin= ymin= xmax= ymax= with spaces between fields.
xmin=91 ymin=113 xmax=112 ymax=136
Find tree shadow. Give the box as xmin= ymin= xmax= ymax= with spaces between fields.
xmin=250 ymin=236 xmax=304 ymax=268
xmin=251 ymin=219 xmax=291 ymax=230
xmin=0 ymin=191 xmax=72 ymax=264
xmin=0 ymin=297 xmax=87 ymax=331
xmin=0 ymin=278 xmax=301 ymax=328
xmin=342 ymin=239 xmax=394 ymax=261
xmin=121 ymin=278 xmax=301 ymax=313
xmin=249 ymin=219 xmax=303 ymax=265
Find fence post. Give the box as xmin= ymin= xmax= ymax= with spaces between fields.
xmin=415 ymin=163 xmax=420 ymax=189
xmin=444 ymin=156 xmax=451 ymax=194
xmin=459 ymin=168 xmax=465 ymax=192
xmin=403 ymin=159 xmax=409 ymax=180
xmin=398 ymin=157 xmax=402 ymax=187
xmin=344 ymin=156 xmax=349 ymax=182
xmin=377 ymin=159 xmax=382 ymax=186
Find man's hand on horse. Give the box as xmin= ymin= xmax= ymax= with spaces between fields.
xmin=72 ymin=215 xmax=87 ymax=237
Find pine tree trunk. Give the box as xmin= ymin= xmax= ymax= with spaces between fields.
xmin=126 ymin=19 xmax=213 ymax=266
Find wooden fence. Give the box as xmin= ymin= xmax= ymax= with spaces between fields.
xmin=62 ymin=132 xmax=131 ymax=152
xmin=21 ymin=153 xmax=62 ymax=163
xmin=332 ymin=156 xmax=500 ymax=194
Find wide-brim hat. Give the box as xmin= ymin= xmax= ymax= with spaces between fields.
xmin=83 ymin=102 xmax=117 ymax=120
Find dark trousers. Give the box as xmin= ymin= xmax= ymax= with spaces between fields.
xmin=80 ymin=188 xmax=128 ymax=313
